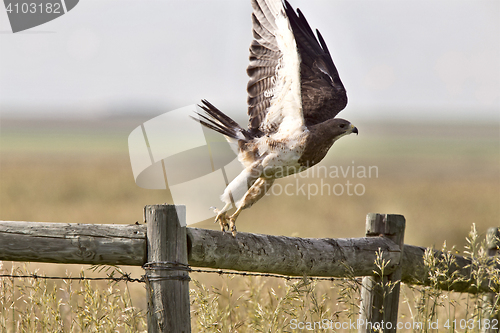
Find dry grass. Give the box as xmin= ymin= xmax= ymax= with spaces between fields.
xmin=0 ymin=263 xmax=146 ymax=333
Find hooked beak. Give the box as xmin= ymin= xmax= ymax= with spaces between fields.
xmin=352 ymin=126 xmax=358 ymax=135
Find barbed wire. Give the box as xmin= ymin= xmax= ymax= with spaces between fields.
xmin=0 ymin=264 xmax=360 ymax=284
xmin=190 ymin=267 xmax=360 ymax=283
xmin=0 ymin=273 xmax=144 ymax=283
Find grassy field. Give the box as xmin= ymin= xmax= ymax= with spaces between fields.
xmin=1 ymin=117 xmax=498 ymax=245
xmin=0 ymin=116 xmax=499 ymax=331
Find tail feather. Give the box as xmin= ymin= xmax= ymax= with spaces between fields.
xmin=199 ymin=100 xmax=240 ymax=130
xmin=192 ymin=100 xmax=251 ymax=141
xmin=192 ymin=114 xmax=236 ymax=139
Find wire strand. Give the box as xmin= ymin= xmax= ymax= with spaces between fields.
xmin=0 ymin=266 xmax=359 ymax=284
xmin=0 ymin=273 xmax=143 ymax=283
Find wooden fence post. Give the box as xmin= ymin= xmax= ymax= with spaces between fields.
xmin=359 ymin=213 xmax=406 ymax=333
xmin=144 ymin=204 xmax=191 ymax=333
xmin=482 ymin=227 xmax=500 ymax=333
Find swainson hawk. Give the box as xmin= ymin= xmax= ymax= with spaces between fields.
xmin=193 ymin=0 xmax=357 ymax=235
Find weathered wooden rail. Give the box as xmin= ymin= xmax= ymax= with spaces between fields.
xmin=0 ymin=205 xmax=498 ymax=333
xmin=0 ymin=218 xmax=495 ymax=293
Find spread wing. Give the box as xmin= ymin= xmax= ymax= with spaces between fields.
xmin=284 ymin=1 xmax=348 ymax=126
xmin=246 ymin=0 xmax=304 ymax=137
xmin=246 ymin=0 xmax=347 ymax=134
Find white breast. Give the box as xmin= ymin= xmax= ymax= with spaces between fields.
xmin=256 ymin=129 xmax=310 ymax=178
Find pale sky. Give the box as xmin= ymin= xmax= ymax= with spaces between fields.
xmin=0 ymin=0 xmax=499 ymax=122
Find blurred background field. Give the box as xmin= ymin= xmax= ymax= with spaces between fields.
xmin=1 ymin=116 xmax=498 ymax=246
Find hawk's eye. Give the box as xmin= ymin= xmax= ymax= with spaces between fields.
xmin=339 ymin=124 xmax=346 ymax=128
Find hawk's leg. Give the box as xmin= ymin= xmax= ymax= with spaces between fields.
xmin=216 ymin=163 xmax=263 ymax=235
xmin=229 ymin=177 xmax=275 ymax=236
xmin=213 ymin=203 xmax=231 ymax=233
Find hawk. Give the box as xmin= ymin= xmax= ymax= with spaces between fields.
xmin=193 ymin=0 xmax=357 ymax=235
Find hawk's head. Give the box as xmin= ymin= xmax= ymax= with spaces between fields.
xmin=329 ymin=118 xmax=358 ymax=140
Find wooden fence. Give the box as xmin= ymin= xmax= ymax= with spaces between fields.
xmin=0 ymin=204 xmax=498 ymax=333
